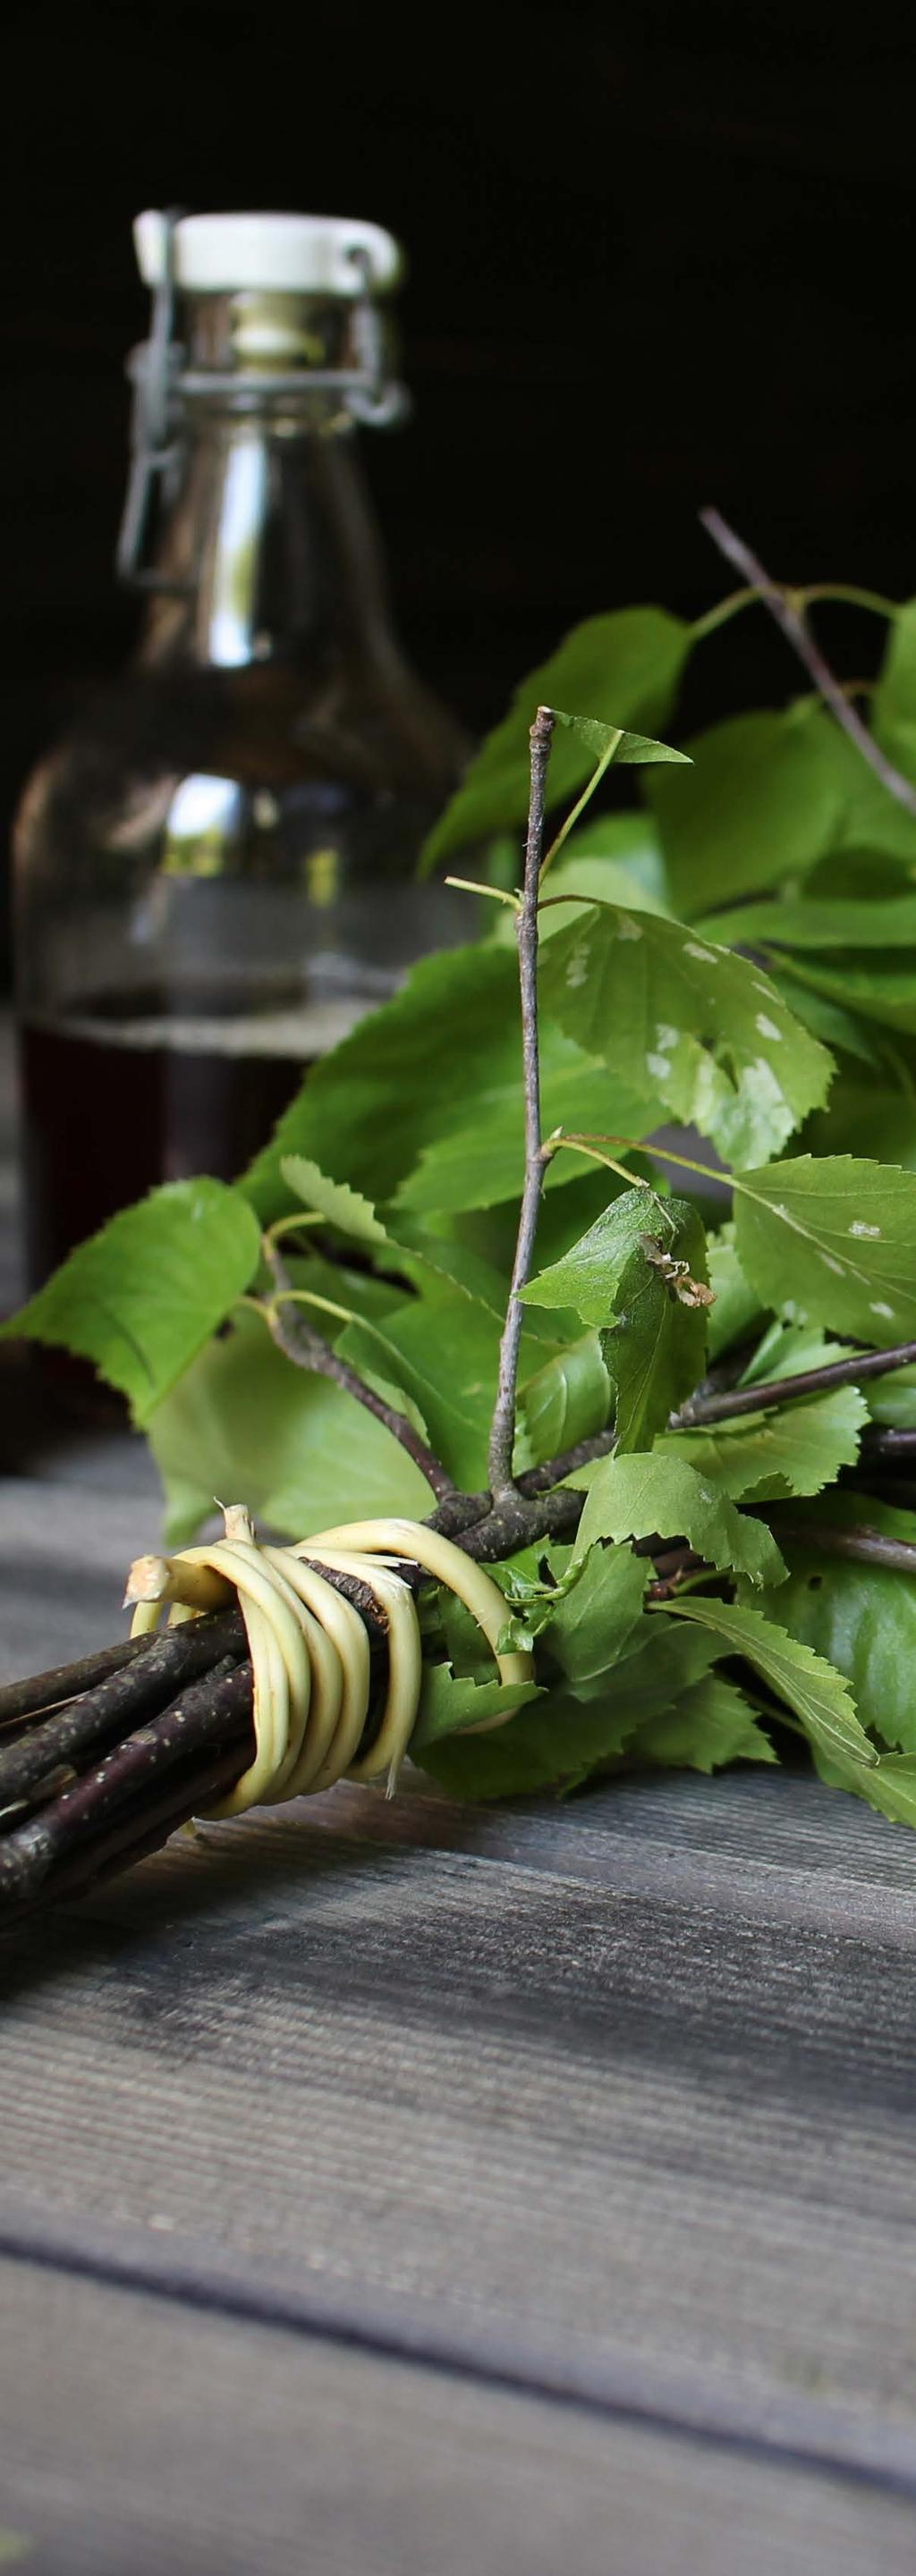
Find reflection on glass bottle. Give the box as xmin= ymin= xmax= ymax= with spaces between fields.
xmin=13 ymin=211 xmax=470 ymax=1289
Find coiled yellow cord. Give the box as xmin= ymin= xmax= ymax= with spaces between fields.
xmin=125 ymin=1507 xmax=533 ymax=1818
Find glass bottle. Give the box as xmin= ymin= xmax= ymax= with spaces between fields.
xmin=13 ymin=210 xmax=469 ymax=1290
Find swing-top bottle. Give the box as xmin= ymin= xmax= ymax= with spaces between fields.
xmin=13 ymin=209 xmax=467 ymax=1288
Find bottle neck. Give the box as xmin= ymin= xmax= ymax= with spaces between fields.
xmin=134 ymin=283 xmax=406 ymax=676
xmin=137 ymin=408 xmax=403 ymax=675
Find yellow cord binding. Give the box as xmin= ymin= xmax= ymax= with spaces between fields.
xmin=125 ymin=1507 xmax=534 ymax=1819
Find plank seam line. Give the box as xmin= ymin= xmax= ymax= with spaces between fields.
xmin=1 ymin=2219 xmax=915 ymax=2506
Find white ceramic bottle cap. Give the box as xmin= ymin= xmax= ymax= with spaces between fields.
xmin=134 ymin=211 xmax=403 ymax=299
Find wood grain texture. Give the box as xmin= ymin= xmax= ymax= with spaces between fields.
xmin=3 ymin=1764 xmax=916 ymax=2498
xmin=3 ymin=2256 xmax=916 ymax=2576
xmin=0 ymin=1475 xmax=162 ymax=1674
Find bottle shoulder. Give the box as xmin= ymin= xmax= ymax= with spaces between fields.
xmin=21 ymin=651 xmax=465 ymax=790
xmin=13 ymin=655 xmax=468 ymax=889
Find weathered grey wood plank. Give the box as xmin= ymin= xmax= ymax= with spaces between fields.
xmin=3 ymin=1763 xmax=916 ymax=2488
xmin=0 ymin=1474 xmax=163 ymax=1671
xmin=2 ymin=2254 xmax=915 ymax=2576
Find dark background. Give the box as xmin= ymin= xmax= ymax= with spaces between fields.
xmin=4 ymin=0 xmax=916 ymax=970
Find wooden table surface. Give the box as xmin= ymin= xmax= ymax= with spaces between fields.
xmin=3 ymin=1023 xmax=916 ymax=2573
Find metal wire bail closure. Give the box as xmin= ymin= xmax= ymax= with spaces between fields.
xmin=116 ymin=215 xmax=410 ymax=589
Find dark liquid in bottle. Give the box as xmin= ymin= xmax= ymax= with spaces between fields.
xmin=19 ymin=991 xmax=322 ymax=1288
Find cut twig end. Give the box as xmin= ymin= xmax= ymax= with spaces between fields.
xmin=123 ymin=1554 xmax=233 ymax=1617
xmin=123 ymin=1554 xmax=171 ymax=1609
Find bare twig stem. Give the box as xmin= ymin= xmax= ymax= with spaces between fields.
xmin=700 ymin=507 xmax=916 ymax=819
xmin=438 ymin=1430 xmax=615 ymax=1560
xmin=674 ymin=1338 xmax=916 ymax=1430
xmin=516 ymin=1429 xmax=615 ymax=1492
xmin=457 ymin=1486 xmax=583 ymax=1563
xmin=262 ymin=1241 xmax=456 ymax=1501
xmin=646 ymin=1547 xmax=706 ymax=1600
xmin=0 ymin=1633 xmax=151 ymax=1734
xmin=0 ymin=1660 xmax=256 ymax=1910
xmin=761 ymin=1515 xmax=916 ymax=1577
xmin=35 ymin=1734 xmax=256 ymax=1915
xmin=488 ymin=705 xmax=555 ymax=1499
xmin=859 ymin=1425 xmax=916 ymax=1462
xmin=0 ymin=1609 xmax=248 ymax=1811
xmin=691 ymin=579 xmax=899 ymax=645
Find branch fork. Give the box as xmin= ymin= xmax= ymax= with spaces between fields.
xmin=700 ymin=507 xmax=916 ymax=820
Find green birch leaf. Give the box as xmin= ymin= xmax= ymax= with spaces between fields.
xmin=734 ymin=1154 xmax=916 ymax=1344
xmin=415 ymin=1687 xmax=639 ymax=1798
xmin=738 ymin=1316 xmax=856 ymax=1385
xmin=812 ymin=1745 xmax=916 ymax=1833
xmin=488 ymin=845 xmax=670 ymax=950
xmin=280 ymin=1156 xmax=387 ymax=1245
xmin=557 ymin=807 xmax=669 ymax=888
xmin=512 ymin=1163 xmax=657 ymax=1275
xmin=645 ymin=705 xmax=845 ymax=916
xmin=246 ymin=941 xmax=652 ymax=1223
xmin=522 ymin=1187 xmax=688 ymax=1326
xmin=515 ymin=1331 xmax=612 ymax=1469
xmin=633 ymin=1673 xmax=776 ymax=1773
xmin=245 ymin=943 xmax=519 ymax=1216
xmin=802 ymin=847 xmax=914 ymax=901
xmin=411 ymin=1667 xmax=542 ymax=1752
xmin=824 ymin=731 xmax=916 ymax=866
xmin=572 ymin=1451 xmax=786 ymax=1589
xmin=700 ymin=894 xmax=916 ymax=950
xmin=603 ymin=1223 xmax=710 ymax=1452
xmin=649 ymin=697 xmax=916 ymax=918
xmin=871 ymin=597 xmax=916 ymax=778
xmin=418 ymin=1616 xmax=722 ymax=1800
xmin=269 ymin=1246 xmax=403 ymax=1330
xmin=603 ymin=1283 xmax=689 ymax=1457
xmin=768 ymin=950 xmax=916 ymax=1039
xmin=3 ymin=1180 xmax=261 ymax=1424
xmin=658 ymin=1384 xmax=868 ymax=1504
xmin=758 ymin=1493 xmax=916 ymax=1752
xmin=803 ymin=1061 xmax=916 ymax=1170
xmin=522 ymin=1189 xmax=709 ymax=1450
xmin=148 ymin=1307 xmax=433 ymax=1546
xmin=387 ymin=1227 xmax=509 ymax=1320
xmin=551 ymin=707 xmax=691 ymax=767
xmin=580 ymin=1615 xmax=723 ymax=1725
xmin=866 ymin=1364 xmax=916 ymax=1428
xmin=280 ymin=1154 xmax=508 ymax=1317
xmin=394 ymin=1029 xmax=654 ymax=1218
xmin=538 ymin=1540 xmax=649 ymax=1681
xmin=338 ymin=1295 xmax=505 ymax=1491
xmin=768 ymin=980 xmax=885 ymax=1068
xmin=660 ymin=1596 xmax=878 ymax=1768
xmin=539 ymin=903 xmax=831 ymax=1168
xmin=498 ymin=1536 xmax=650 ymax=1665
xmin=391 ymin=1128 xmax=532 ymax=1224
xmin=865 ymin=1755 xmax=916 ymax=1827
xmin=420 ymin=606 xmax=691 ymax=871
xmin=495 ymin=1556 xmax=582 ymax=1659
xmin=497 ymin=814 xmax=672 ymax=926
